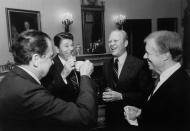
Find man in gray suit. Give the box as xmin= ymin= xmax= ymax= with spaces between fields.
xmin=0 ymin=30 xmax=97 ymax=131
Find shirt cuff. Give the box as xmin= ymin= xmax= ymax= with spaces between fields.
xmin=63 ymin=79 xmax=68 ymax=84
xmin=128 ymin=119 xmax=138 ymax=126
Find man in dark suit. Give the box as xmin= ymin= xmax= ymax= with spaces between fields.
xmin=124 ymin=30 xmax=190 ymax=131
xmin=0 ymin=30 xmax=97 ymax=131
xmin=102 ymin=29 xmax=153 ymax=130
xmin=41 ymin=32 xmax=80 ymax=102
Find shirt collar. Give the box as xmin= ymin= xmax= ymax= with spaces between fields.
xmin=159 ymin=63 xmax=181 ymax=83
xmin=18 ymin=66 xmax=41 ymax=85
xmin=115 ymin=51 xmax=127 ymax=65
xmin=151 ymin=62 xmax=181 ymax=95
xmin=58 ymin=55 xmax=66 ymax=65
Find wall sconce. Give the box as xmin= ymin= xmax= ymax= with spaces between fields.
xmin=81 ymin=0 xmax=105 ymax=6
xmin=113 ymin=14 xmax=127 ymax=29
xmin=62 ymin=12 xmax=73 ymax=32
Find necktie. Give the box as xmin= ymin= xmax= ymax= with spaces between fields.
xmin=113 ymin=59 xmax=118 ymax=88
xmin=70 ymin=71 xmax=79 ymax=89
xmin=148 ymin=76 xmax=160 ymax=100
xmin=154 ymin=76 xmax=160 ymax=87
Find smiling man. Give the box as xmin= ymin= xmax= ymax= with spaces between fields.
xmin=0 ymin=30 xmax=96 ymax=131
xmin=141 ymin=30 xmax=190 ymax=130
xmin=41 ymin=32 xmax=81 ymax=102
xmin=124 ymin=30 xmax=190 ymax=131
xmin=103 ymin=29 xmax=153 ymax=130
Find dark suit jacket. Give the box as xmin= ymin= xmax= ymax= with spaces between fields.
xmin=105 ymin=55 xmax=153 ymax=129
xmin=0 ymin=66 xmax=97 ymax=131
xmin=41 ymin=55 xmax=80 ymax=102
xmin=139 ymin=67 xmax=190 ymax=131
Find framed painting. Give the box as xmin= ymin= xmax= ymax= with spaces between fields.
xmin=6 ymin=8 xmax=41 ymax=50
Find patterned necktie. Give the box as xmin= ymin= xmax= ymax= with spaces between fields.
xmin=148 ymin=76 xmax=160 ymax=100
xmin=113 ymin=59 xmax=118 ymax=88
xmin=154 ymin=76 xmax=160 ymax=87
xmin=70 ymin=71 xmax=79 ymax=89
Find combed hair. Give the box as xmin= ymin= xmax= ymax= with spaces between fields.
xmin=113 ymin=29 xmax=128 ymax=41
xmin=11 ymin=30 xmax=51 ymax=65
xmin=53 ymin=32 xmax=73 ymax=47
xmin=144 ymin=30 xmax=182 ymax=62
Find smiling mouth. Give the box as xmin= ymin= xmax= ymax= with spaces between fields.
xmin=65 ymin=52 xmax=73 ymax=56
xmin=147 ymin=61 xmax=153 ymax=67
xmin=110 ymin=46 xmax=117 ymax=51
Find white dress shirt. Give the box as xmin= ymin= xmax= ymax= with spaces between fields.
xmin=147 ymin=62 xmax=181 ymax=101
xmin=152 ymin=62 xmax=181 ymax=95
xmin=58 ymin=55 xmax=69 ymax=84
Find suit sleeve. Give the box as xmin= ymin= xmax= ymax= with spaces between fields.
xmin=23 ymin=76 xmax=97 ymax=128
xmin=122 ymin=62 xmax=154 ymax=108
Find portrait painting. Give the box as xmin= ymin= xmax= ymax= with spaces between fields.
xmin=6 ymin=8 xmax=41 ymax=50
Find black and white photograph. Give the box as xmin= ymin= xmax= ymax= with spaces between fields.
xmin=0 ymin=0 xmax=190 ymax=131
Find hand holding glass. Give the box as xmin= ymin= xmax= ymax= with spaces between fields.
xmin=124 ymin=106 xmax=141 ymax=121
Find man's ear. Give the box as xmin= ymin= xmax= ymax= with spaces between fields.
xmin=163 ymin=52 xmax=171 ymax=61
xmin=124 ymin=40 xmax=128 ymax=48
xmin=31 ymin=54 xmax=40 ymax=67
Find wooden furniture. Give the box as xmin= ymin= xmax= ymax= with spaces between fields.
xmin=77 ymin=53 xmax=112 ymax=130
xmin=0 ymin=62 xmax=14 ymax=82
xmin=81 ymin=1 xmax=106 ymax=54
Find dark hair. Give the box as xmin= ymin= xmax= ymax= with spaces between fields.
xmin=11 ymin=30 xmax=51 ymax=65
xmin=144 ymin=30 xmax=182 ymax=62
xmin=53 ymin=32 xmax=74 ymax=47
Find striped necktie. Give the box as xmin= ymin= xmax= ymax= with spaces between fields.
xmin=148 ymin=76 xmax=160 ymax=100
xmin=70 ymin=71 xmax=79 ymax=89
xmin=113 ymin=59 xmax=118 ymax=88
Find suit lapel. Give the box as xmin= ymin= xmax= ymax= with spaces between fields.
xmin=55 ymin=55 xmax=80 ymax=88
xmin=53 ymin=55 xmax=64 ymax=73
xmin=148 ymin=67 xmax=182 ymax=101
xmin=118 ymin=55 xmax=133 ymax=83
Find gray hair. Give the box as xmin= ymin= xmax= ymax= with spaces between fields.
xmin=144 ymin=30 xmax=182 ymax=62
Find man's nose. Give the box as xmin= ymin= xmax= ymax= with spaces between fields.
xmin=51 ymin=60 xmax=54 ymax=65
xmin=109 ymin=41 xmax=114 ymax=46
xmin=143 ymin=53 xmax=147 ymax=59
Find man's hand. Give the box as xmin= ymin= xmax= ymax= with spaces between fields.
xmin=124 ymin=105 xmax=141 ymax=126
xmin=61 ymin=57 xmax=76 ymax=79
xmin=79 ymin=60 xmax=93 ymax=77
xmin=75 ymin=61 xmax=84 ymax=71
xmin=102 ymin=89 xmax=123 ymax=102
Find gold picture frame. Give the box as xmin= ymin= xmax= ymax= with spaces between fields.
xmin=6 ymin=8 xmax=41 ymax=51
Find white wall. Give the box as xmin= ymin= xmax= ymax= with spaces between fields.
xmin=0 ymin=0 xmax=184 ymax=65
xmin=105 ymin=0 xmax=184 ymax=52
xmin=0 ymin=0 xmax=82 ymax=65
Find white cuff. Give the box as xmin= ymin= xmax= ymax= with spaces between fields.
xmin=128 ymin=119 xmax=138 ymax=126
